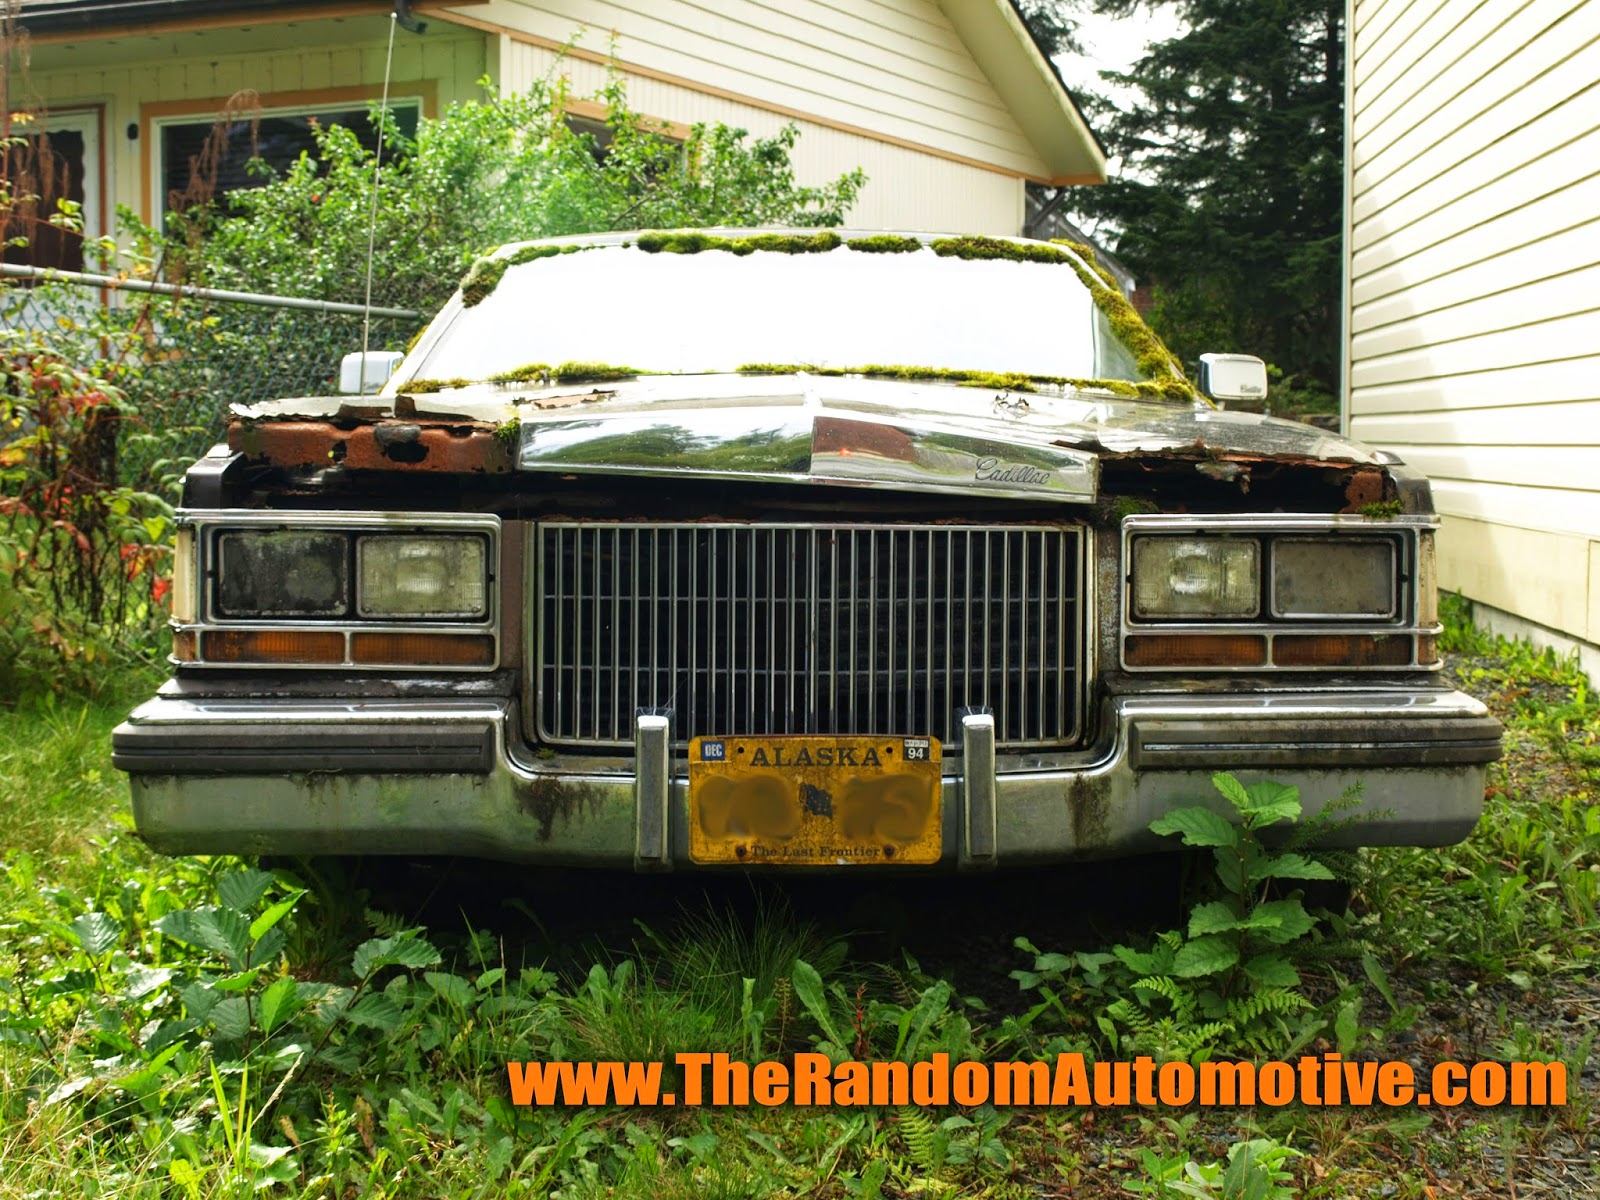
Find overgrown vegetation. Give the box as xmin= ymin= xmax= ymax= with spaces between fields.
xmin=1 ymin=41 xmax=183 ymax=698
xmin=1 ymin=36 xmax=864 ymax=702
xmin=2 ymin=601 xmax=1595 ymax=1195
xmin=149 ymin=73 xmax=866 ymax=317
xmin=1010 ymin=775 xmax=1351 ymax=1065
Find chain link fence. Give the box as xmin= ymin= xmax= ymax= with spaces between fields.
xmin=2 ymin=265 xmax=426 ymax=485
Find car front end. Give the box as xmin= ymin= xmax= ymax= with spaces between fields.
xmin=114 ymin=231 xmax=1500 ymax=869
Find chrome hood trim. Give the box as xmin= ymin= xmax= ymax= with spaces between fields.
xmin=515 ymin=375 xmax=1104 ymax=502
xmin=231 ymin=374 xmax=1384 ymax=502
xmin=512 ymin=374 xmax=1383 ymax=502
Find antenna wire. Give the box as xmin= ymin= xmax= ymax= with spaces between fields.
xmin=358 ymin=11 xmax=398 ymax=397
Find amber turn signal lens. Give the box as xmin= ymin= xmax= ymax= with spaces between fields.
xmin=1125 ymin=633 xmax=1267 ymax=667
xmin=171 ymin=629 xmax=197 ymax=662
xmin=349 ymin=632 xmax=495 ymax=667
xmin=202 ymin=629 xmax=345 ymax=664
xmin=1272 ymin=634 xmax=1413 ymax=667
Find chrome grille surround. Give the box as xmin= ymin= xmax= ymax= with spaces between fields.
xmin=533 ymin=522 xmax=1088 ymax=751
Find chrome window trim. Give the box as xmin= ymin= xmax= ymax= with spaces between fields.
xmin=1118 ymin=514 xmax=1440 ymax=674
xmin=175 ymin=510 xmax=502 ymax=672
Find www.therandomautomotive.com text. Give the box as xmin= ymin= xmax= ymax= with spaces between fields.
xmin=506 ymin=1052 xmax=1565 ymax=1108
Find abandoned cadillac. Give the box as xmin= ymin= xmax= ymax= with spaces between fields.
xmin=112 ymin=230 xmax=1503 ymax=869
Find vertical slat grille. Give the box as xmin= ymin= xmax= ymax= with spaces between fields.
xmin=536 ymin=523 xmax=1084 ymax=750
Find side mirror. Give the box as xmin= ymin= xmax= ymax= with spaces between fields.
xmin=1196 ymin=353 xmax=1268 ymax=407
xmin=339 ymin=350 xmax=404 ymax=396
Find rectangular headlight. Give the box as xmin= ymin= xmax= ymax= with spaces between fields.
xmin=1271 ymin=538 xmax=1396 ymax=618
xmin=216 ymin=530 xmax=350 ymax=617
xmin=1132 ymin=537 xmax=1259 ymax=618
xmin=357 ymin=535 xmax=488 ymax=619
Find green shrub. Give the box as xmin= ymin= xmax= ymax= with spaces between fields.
xmin=0 ymin=300 xmax=176 ymax=699
xmin=1011 ymin=773 xmax=1348 ymax=1062
xmin=146 ymin=72 xmax=866 ymax=316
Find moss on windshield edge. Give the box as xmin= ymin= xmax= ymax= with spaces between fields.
xmin=735 ymin=363 xmax=1190 ymax=401
xmin=409 ymin=363 xmax=643 ymax=392
xmin=403 ymin=376 xmax=477 ymax=394
xmin=409 ymin=362 xmax=1188 ymax=402
xmin=458 ymin=243 xmax=599 ymax=307
xmin=448 ymin=232 xmax=1199 ymax=402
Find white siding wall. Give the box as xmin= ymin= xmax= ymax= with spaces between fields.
xmin=27 ymin=17 xmax=489 ymax=227
xmin=496 ymin=34 xmax=1024 ymax=234
xmin=1345 ymin=0 xmax=1600 ymax=652
xmin=456 ymin=0 xmax=1050 ymax=177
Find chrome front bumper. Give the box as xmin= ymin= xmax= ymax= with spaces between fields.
xmin=114 ymin=688 xmax=1501 ymax=868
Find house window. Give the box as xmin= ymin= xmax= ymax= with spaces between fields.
xmin=565 ymin=113 xmax=619 ymax=161
xmin=1 ymin=107 xmax=103 ymax=274
xmin=156 ymin=98 xmax=422 ymax=215
xmin=562 ymin=102 xmax=688 ymax=167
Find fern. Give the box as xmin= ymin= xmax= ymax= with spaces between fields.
xmin=772 ymin=976 xmax=794 ymax=1054
xmin=897 ymin=1105 xmax=947 ymax=1175
xmin=1129 ymin=974 xmax=1199 ymax=1024
xmin=1226 ymin=987 xmax=1310 ymax=1026
xmin=1014 ymin=772 xmax=1359 ymax=1063
xmin=363 ymin=908 xmax=406 ymax=937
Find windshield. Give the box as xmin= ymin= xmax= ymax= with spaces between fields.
xmin=401 ymin=241 xmax=1148 ymax=386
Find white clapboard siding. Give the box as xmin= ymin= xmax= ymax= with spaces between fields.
xmin=1351 ymin=399 xmax=1600 ymax=445
xmin=1352 ymin=168 xmax=1600 ymax=305
xmin=1351 ymin=263 xmax=1600 ymax=359
xmin=471 ymin=0 xmax=1050 ymax=177
xmin=1353 ymin=0 xmax=1507 ymax=149
xmin=1351 ymin=0 xmax=1457 ymax=108
xmin=497 ymin=35 xmax=1022 ymax=233
xmin=29 ymin=17 xmax=489 ymax=225
xmin=1346 ymin=0 xmax=1600 ymax=650
xmin=1355 ymin=0 xmax=1574 ymax=169
xmin=1351 ymin=354 xmax=1600 ymax=416
xmin=1353 ymin=217 xmax=1600 ymax=331
xmin=1351 ymin=66 xmax=1600 ymax=251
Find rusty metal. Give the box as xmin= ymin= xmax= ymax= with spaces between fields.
xmin=228 ymin=418 xmax=513 ymax=473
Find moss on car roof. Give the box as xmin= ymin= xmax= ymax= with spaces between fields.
xmin=443 ymin=231 xmax=1200 ymax=403
xmin=634 ymin=229 xmax=842 ymax=256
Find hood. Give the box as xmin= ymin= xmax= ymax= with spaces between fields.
xmin=233 ymin=373 xmax=1379 ymax=505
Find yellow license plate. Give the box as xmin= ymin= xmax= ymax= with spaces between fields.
xmin=688 ymin=735 xmax=942 ymax=865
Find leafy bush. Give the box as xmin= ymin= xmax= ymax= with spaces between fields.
xmin=1011 ymin=772 xmax=1349 ymax=1062
xmin=1132 ymin=1135 xmax=1303 ymax=1199
xmin=0 ymin=296 xmax=178 ymax=698
xmin=146 ymin=72 xmax=866 ymax=316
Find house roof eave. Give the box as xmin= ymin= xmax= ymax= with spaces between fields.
xmin=940 ymin=0 xmax=1107 ymax=184
xmin=14 ymin=0 xmax=478 ymax=41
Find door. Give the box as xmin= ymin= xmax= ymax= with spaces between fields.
xmin=2 ymin=106 xmax=103 ymax=274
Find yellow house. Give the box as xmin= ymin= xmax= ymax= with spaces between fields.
xmin=1342 ymin=0 xmax=1600 ymax=677
xmin=15 ymin=0 xmax=1105 ymax=259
